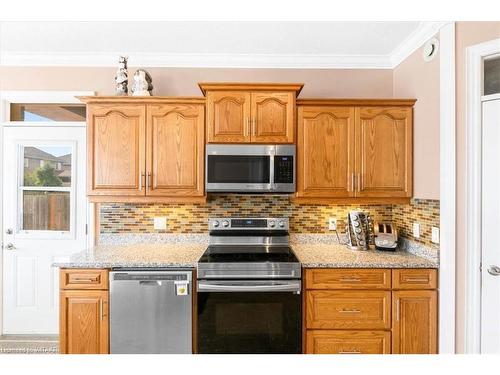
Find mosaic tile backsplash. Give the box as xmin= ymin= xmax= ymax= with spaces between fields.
xmin=393 ymin=199 xmax=440 ymax=248
xmin=100 ymin=196 xmax=440 ymax=247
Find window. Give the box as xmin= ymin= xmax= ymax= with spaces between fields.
xmin=20 ymin=145 xmax=73 ymax=232
xmin=484 ymin=55 xmax=500 ymax=96
xmin=10 ymin=103 xmax=86 ymax=122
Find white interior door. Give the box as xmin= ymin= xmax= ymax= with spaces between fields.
xmin=481 ymin=98 xmax=500 ymax=353
xmin=2 ymin=125 xmax=87 ymax=334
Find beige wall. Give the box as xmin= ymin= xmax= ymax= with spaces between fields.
xmin=393 ymin=36 xmax=440 ymax=200
xmin=455 ymin=21 xmax=500 ymax=353
xmin=0 ymin=67 xmax=394 ymax=98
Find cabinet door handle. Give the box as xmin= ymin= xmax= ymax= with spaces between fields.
xmin=396 ymin=299 xmax=400 ymax=321
xmin=351 ymin=173 xmax=355 ymax=192
xmin=245 ymin=117 xmax=249 ymax=137
xmin=100 ymin=299 xmax=103 ymax=321
xmin=139 ymin=173 xmax=145 ymax=190
xmin=357 ymin=173 xmax=361 ymax=192
xmin=339 ymin=277 xmax=362 ymax=282
xmin=146 ymin=172 xmax=151 ymax=190
xmin=252 ymin=118 xmax=256 ymax=136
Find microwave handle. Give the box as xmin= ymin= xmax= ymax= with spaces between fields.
xmin=270 ymin=154 xmax=275 ymax=190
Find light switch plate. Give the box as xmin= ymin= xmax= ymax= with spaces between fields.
xmin=413 ymin=223 xmax=420 ymax=238
xmin=432 ymin=227 xmax=440 ymax=244
xmin=154 ymin=217 xmax=167 ymax=230
xmin=328 ymin=218 xmax=337 ymax=231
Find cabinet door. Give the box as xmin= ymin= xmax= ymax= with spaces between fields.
xmin=392 ymin=290 xmax=437 ymax=354
xmin=251 ymin=92 xmax=294 ymax=143
xmin=206 ymin=91 xmax=250 ymax=143
xmin=355 ymin=107 xmax=412 ymax=197
xmin=297 ymin=106 xmax=354 ymax=198
xmin=146 ymin=103 xmax=205 ymax=197
xmin=306 ymin=330 xmax=391 ymax=354
xmin=87 ymin=104 xmax=146 ymax=196
xmin=60 ymin=290 xmax=109 ymax=354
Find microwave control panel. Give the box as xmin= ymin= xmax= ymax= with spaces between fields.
xmin=274 ymin=156 xmax=294 ymax=183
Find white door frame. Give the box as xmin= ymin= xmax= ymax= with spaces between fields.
xmin=0 ymin=90 xmax=94 ymax=334
xmin=439 ymin=22 xmax=457 ymax=354
xmin=465 ymin=38 xmax=500 ymax=353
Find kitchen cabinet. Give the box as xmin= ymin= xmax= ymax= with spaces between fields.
xmin=80 ymin=97 xmax=206 ymax=203
xmin=59 ymin=269 xmax=109 ymax=354
xmin=200 ymin=83 xmax=303 ymax=144
xmin=296 ymin=99 xmax=415 ymax=204
xmin=355 ymin=106 xmax=413 ymax=198
xmin=304 ymin=268 xmax=438 ymax=354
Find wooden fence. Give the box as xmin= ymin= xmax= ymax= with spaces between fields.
xmin=23 ymin=192 xmax=70 ymax=231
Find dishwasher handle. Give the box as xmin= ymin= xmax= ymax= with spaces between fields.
xmin=139 ymin=280 xmax=163 ymax=286
xmin=111 ymin=271 xmax=192 ymax=282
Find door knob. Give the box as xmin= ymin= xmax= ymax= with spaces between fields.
xmin=5 ymin=228 xmax=13 ymax=235
xmin=487 ymin=265 xmax=500 ymax=276
xmin=5 ymin=243 xmax=15 ymax=250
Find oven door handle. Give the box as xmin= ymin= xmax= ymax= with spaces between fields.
xmin=197 ymin=281 xmax=301 ymax=293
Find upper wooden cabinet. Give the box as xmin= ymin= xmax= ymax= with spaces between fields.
xmin=200 ymin=83 xmax=303 ymax=144
xmin=147 ymin=103 xmax=205 ymax=197
xmin=80 ymin=97 xmax=206 ymax=202
xmin=297 ymin=106 xmax=355 ymax=198
xmin=296 ymin=99 xmax=415 ymax=203
xmin=87 ymin=104 xmax=146 ymax=196
xmin=355 ymin=106 xmax=413 ymax=198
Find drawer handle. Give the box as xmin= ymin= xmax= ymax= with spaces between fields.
xmin=404 ymin=277 xmax=429 ymax=282
xmin=338 ymin=308 xmax=361 ymax=313
xmin=339 ymin=277 xmax=362 ymax=282
xmin=338 ymin=350 xmax=361 ymax=354
xmin=71 ymin=276 xmax=99 ymax=283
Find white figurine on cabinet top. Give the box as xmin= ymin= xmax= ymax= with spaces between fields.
xmin=114 ymin=56 xmax=128 ymax=96
xmin=131 ymin=69 xmax=153 ymax=96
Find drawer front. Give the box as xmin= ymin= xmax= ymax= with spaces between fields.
xmin=305 ymin=269 xmax=391 ymax=290
xmin=392 ymin=269 xmax=437 ymax=290
xmin=306 ymin=290 xmax=391 ymax=329
xmin=60 ymin=269 xmax=109 ymax=290
xmin=306 ymin=330 xmax=391 ymax=354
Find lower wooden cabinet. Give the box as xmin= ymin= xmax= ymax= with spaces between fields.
xmin=59 ymin=269 xmax=109 ymax=354
xmin=304 ymin=268 xmax=438 ymax=354
xmin=306 ymin=330 xmax=391 ymax=354
xmin=392 ymin=290 xmax=438 ymax=354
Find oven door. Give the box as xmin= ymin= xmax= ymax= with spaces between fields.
xmin=197 ymin=280 xmax=302 ymax=354
xmin=206 ymin=145 xmax=273 ymax=192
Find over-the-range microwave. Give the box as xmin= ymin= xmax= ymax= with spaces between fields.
xmin=205 ymin=144 xmax=295 ymax=193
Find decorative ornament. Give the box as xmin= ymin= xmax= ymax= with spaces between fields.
xmin=131 ymin=69 xmax=153 ymax=96
xmin=114 ymin=56 xmax=128 ymax=96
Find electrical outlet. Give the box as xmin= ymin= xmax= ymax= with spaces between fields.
xmin=413 ymin=223 xmax=420 ymax=238
xmin=432 ymin=227 xmax=440 ymax=244
xmin=328 ymin=218 xmax=337 ymax=231
xmin=154 ymin=217 xmax=167 ymax=230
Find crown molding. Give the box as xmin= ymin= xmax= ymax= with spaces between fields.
xmin=0 ymin=51 xmax=394 ymax=69
xmin=0 ymin=22 xmax=447 ymax=69
xmin=390 ymin=21 xmax=448 ymax=68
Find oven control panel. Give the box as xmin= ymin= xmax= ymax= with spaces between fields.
xmin=209 ymin=217 xmax=289 ymax=231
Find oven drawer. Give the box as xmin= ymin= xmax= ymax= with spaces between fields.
xmin=305 ymin=269 xmax=391 ymax=290
xmin=306 ymin=330 xmax=391 ymax=354
xmin=306 ymin=290 xmax=391 ymax=329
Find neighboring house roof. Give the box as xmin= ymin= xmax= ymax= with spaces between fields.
xmin=57 ymin=153 xmax=71 ymax=165
xmin=57 ymin=169 xmax=71 ymax=178
xmin=24 ymin=147 xmax=60 ymax=162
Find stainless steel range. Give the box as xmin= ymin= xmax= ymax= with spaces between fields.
xmin=197 ymin=217 xmax=301 ymax=354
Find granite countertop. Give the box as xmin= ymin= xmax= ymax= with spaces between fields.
xmin=53 ymin=243 xmax=207 ymax=269
xmin=291 ymin=243 xmax=438 ymax=268
xmin=54 ymin=240 xmax=437 ymax=269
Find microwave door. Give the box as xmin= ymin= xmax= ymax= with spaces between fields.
xmin=206 ymin=154 xmax=272 ymax=192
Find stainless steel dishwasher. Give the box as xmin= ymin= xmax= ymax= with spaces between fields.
xmin=110 ymin=269 xmax=192 ymax=354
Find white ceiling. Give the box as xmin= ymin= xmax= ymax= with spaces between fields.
xmin=0 ymin=21 xmax=445 ymax=68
